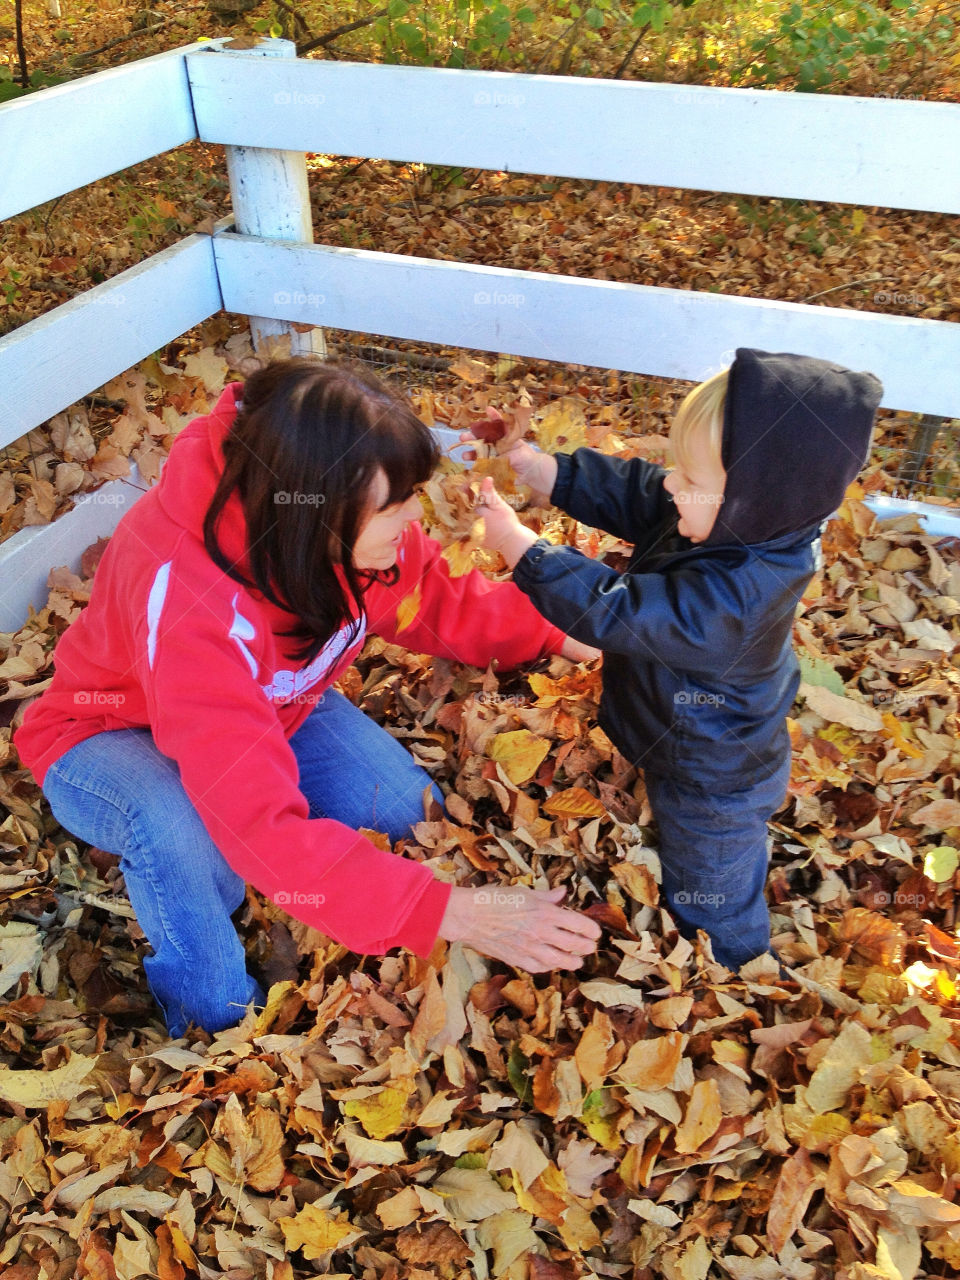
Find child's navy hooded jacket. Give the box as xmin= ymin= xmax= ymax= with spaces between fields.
xmin=513 ymin=348 xmax=883 ymax=791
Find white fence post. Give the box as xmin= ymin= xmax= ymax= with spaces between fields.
xmin=213 ymin=37 xmax=326 ymax=358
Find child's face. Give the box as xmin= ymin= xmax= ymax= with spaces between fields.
xmin=662 ymin=450 xmax=726 ymax=543
xmin=354 ymin=468 xmax=423 ymax=570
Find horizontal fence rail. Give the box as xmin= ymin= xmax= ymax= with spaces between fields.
xmin=214 ymin=233 xmax=960 ymax=418
xmin=0 ymin=44 xmax=206 ymax=223
xmin=0 ymin=235 xmax=221 ymax=448
xmin=186 ymin=54 xmax=960 ymax=214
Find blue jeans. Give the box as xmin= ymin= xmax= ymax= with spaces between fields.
xmin=644 ymin=756 xmax=791 ymax=970
xmin=43 ymin=690 xmax=443 ymax=1038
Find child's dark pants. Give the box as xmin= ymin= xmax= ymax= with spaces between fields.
xmin=643 ymin=755 xmax=791 ymax=970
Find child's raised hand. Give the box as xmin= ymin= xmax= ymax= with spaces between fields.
xmin=500 ymin=440 xmax=558 ymax=501
xmin=475 ymin=476 xmax=538 ymax=569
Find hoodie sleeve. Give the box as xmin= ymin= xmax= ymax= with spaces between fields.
xmin=513 ymin=539 xmax=758 ymax=675
xmin=551 ymin=448 xmax=674 ymax=542
xmin=363 ymin=522 xmax=566 ymax=667
xmin=143 ymin=565 xmax=451 ymax=959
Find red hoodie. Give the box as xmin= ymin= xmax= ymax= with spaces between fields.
xmin=15 ymin=383 xmax=565 ymax=957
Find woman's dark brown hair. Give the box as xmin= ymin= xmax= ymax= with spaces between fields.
xmin=203 ymin=358 xmax=440 ymax=663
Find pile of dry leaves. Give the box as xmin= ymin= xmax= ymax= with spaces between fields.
xmin=1 ymin=334 xmax=959 ymax=1279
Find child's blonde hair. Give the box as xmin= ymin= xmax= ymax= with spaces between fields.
xmin=670 ymin=369 xmax=728 ymax=473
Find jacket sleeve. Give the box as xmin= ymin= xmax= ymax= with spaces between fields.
xmin=551 ymin=448 xmax=674 ymax=542
xmin=513 ymin=539 xmax=756 ymax=675
xmin=363 ymin=522 xmax=566 ymax=667
xmin=143 ymin=569 xmax=450 ymax=958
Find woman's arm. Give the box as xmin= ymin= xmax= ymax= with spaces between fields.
xmin=363 ymin=522 xmax=587 ymax=669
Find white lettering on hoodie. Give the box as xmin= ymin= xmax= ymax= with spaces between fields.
xmin=259 ymin=615 xmax=366 ymax=703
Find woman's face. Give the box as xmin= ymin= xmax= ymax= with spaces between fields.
xmin=353 ymin=468 xmax=423 ymax=570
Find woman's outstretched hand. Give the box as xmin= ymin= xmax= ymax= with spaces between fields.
xmin=438 ymin=883 xmax=602 ymax=972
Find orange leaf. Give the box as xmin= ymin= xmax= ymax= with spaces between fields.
xmin=543 ymin=787 xmax=607 ymax=819
xmin=616 ymin=1032 xmax=683 ymax=1090
xmin=395 ymin=582 xmax=422 ymax=633
xmin=674 ymin=1078 xmax=722 ymax=1154
xmin=574 ymin=1011 xmax=615 ymax=1091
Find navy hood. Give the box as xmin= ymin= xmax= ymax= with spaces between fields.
xmin=704 ymin=348 xmax=883 ymax=548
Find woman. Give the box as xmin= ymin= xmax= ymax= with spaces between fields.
xmin=15 ymin=359 xmax=601 ymax=1036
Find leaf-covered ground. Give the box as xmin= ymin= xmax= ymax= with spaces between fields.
xmin=3 ymin=4 xmax=960 ymax=1275
xmin=1 ymin=335 xmax=960 ymax=1279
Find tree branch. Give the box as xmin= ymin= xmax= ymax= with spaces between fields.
xmin=297 ymin=7 xmax=389 ymax=55
xmin=74 ymin=18 xmax=175 ymax=64
xmin=15 ymin=0 xmax=29 ymax=88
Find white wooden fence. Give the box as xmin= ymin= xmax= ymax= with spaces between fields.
xmin=1 ymin=37 xmax=958 ymax=628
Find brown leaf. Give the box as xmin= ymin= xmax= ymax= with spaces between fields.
xmin=766 ymin=1147 xmax=821 ymax=1252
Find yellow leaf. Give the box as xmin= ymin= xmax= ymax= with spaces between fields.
xmin=278 ymin=1203 xmax=361 ymax=1261
xmin=254 ymin=979 xmax=296 ymax=1035
xmin=0 ymin=1054 xmax=98 ymax=1108
xmin=582 ymin=1103 xmax=622 ymax=1152
xmin=343 ymin=1082 xmax=414 ymax=1140
xmin=528 ymin=668 xmax=602 ymax=707
xmin=543 ymin=787 xmax=607 ymax=820
xmin=535 ymin=398 xmax=588 ymax=454
xmin=442 ymin=537 xmax=480 ymax=578
xmin=512 ymin=1163 xmax=568 ymax=1224
xmin=924 ymin=845 xmax=959 ymax=883
xmin=851 ymin=208 xmax=867 ymax=235
xmin=488 ymin=730 xmax=551 ymax=785
xmin=395 ymin=582 xmax=422 ymax=633
xmin=881 ymin=711 xmax=925 ymax=760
